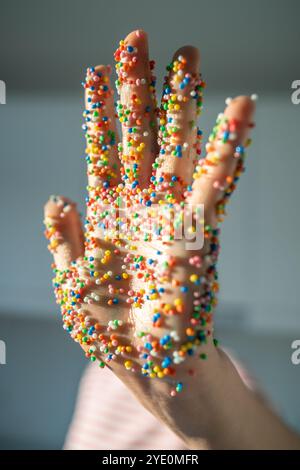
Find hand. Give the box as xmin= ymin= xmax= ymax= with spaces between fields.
xmin=44 ymin=30 xmax=255 ymax=397
xmin=43 ymin=30 xmax=300 ymax=450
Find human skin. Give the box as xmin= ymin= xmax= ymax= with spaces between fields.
xmin=44 ymin=30 xmax=300 ymax=449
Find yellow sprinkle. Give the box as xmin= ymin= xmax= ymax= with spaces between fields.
xmin=150 ymin=294 xmax=158 ymax=300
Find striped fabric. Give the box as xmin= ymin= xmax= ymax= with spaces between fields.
xmin=64 ymin=363 xmax=186 ymax=450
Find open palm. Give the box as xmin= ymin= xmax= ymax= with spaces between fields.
xmin=44 ymin=30 xmax=255 ymax=396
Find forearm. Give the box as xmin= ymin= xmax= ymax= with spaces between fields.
xmin=113 ymin=346 xmax=300 ymax=450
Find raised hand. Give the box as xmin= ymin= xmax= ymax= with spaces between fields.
xmin=44 ymin=30 xmax=255 ymax=398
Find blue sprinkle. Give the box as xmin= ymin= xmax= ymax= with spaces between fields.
xmin=161 ymin=357 xmax=172 ymax=368
xmin=236 ymin=145 xmax=244 ymax=154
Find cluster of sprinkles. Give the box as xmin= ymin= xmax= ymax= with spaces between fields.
xmin=154 ymin=54 xmax=204 ymax=199
xmin=193 ymin=93 xmax=257 ymax=222
xmin=83 ymin=65 xmax=118 ymax=197
xmin=44 ymin=32 xmax=256 ymax=397
xmin=139 ymin=55 xmax=205 ymax=250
